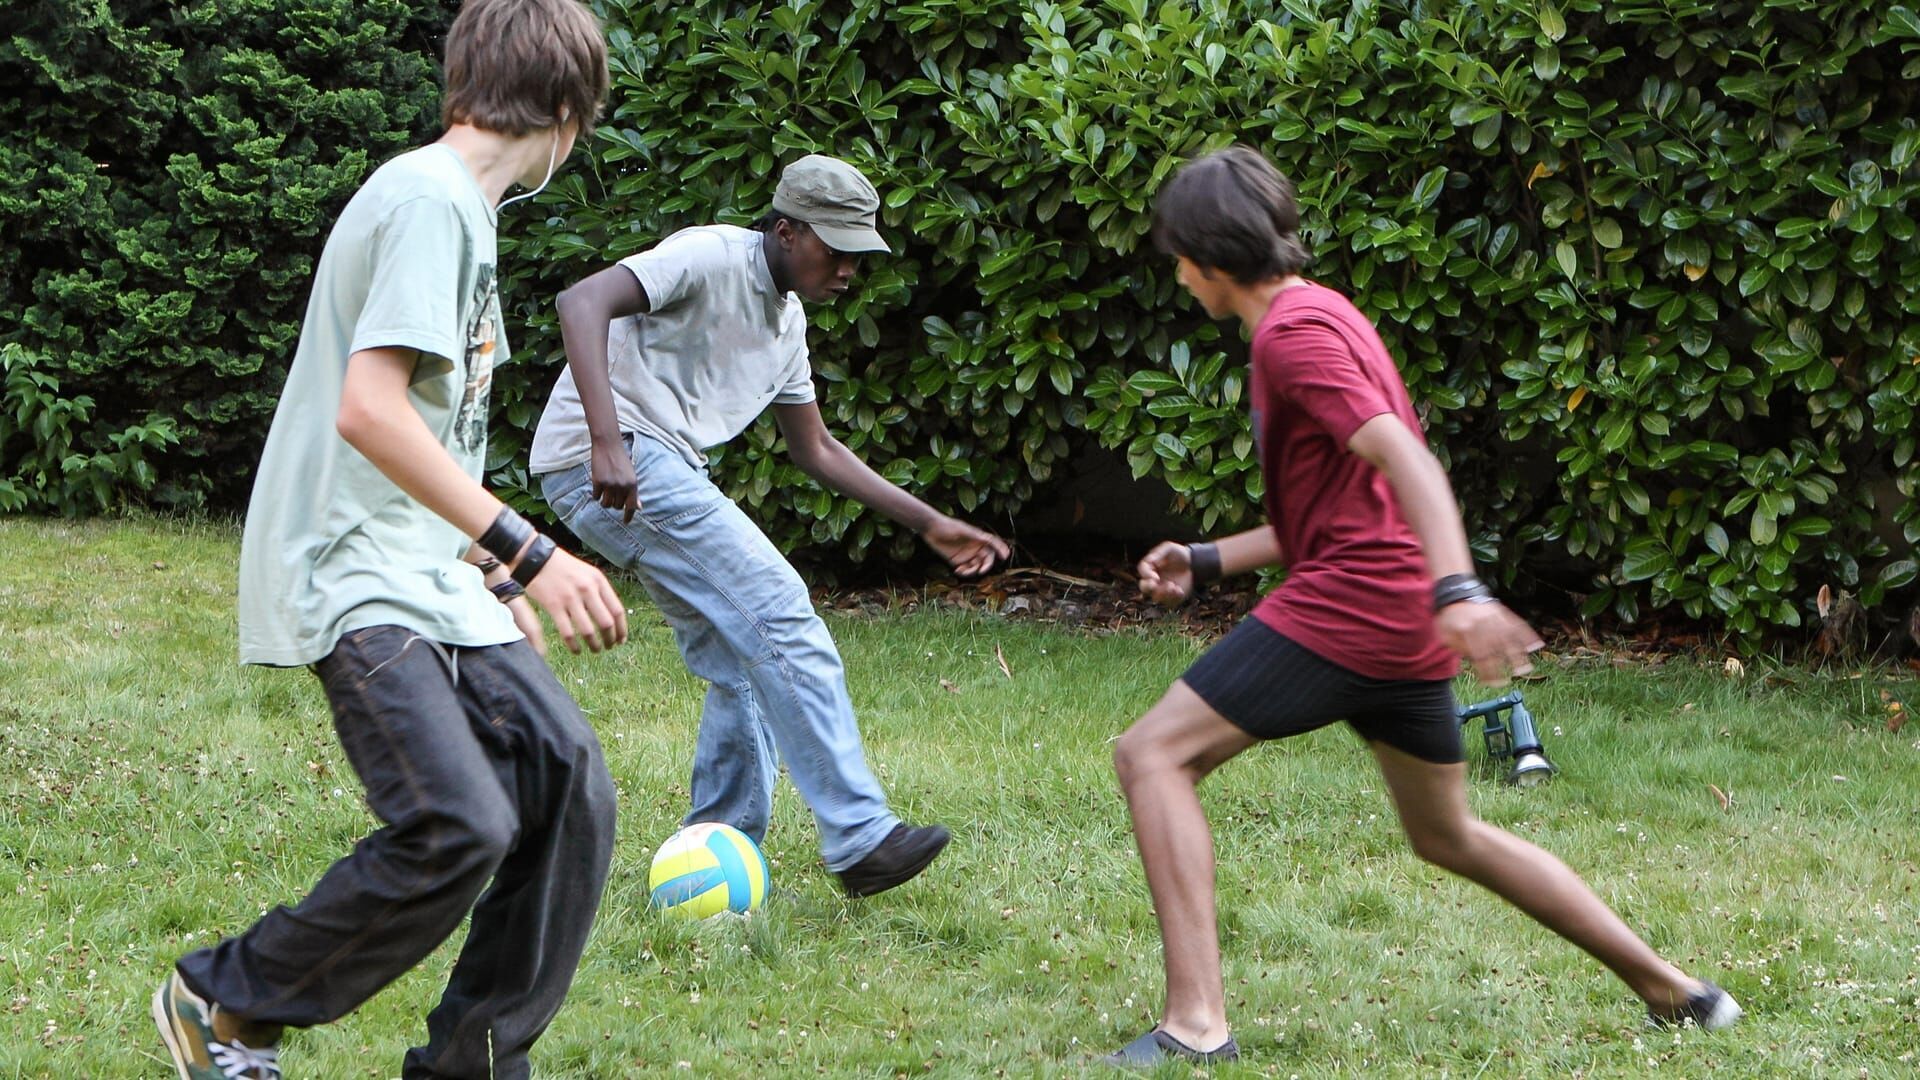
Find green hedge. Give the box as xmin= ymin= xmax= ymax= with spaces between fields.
xmin=0 ymin=0 xmax=454 ymax=510
xmin=6 ymin=0 xmax=1919 ymax=642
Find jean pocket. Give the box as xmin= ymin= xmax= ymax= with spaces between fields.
xmin=318 ymin=625 xmax=429 ymax=694
xmin=541 ymin=465 xmax=594 ymax=522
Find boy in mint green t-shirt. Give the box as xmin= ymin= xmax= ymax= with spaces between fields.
xmin=153 ymin=3 xmax=627 ymax=1078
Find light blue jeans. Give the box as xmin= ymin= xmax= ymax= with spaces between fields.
xmin=541 ymin=433 xmax=899 ymax=871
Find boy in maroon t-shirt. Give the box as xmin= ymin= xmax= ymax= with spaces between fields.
xmin=1102 ymin=146 xmax=1741 ymax=1068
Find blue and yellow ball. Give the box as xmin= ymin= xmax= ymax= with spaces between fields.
xmin=647 ymin=822 xmax=769 ymax=918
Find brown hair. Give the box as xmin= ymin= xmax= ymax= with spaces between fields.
xmin=1151 ymin=146 xmax=1311 ymax=283
xmin=441 ymin=0 xmax=609 ymax=139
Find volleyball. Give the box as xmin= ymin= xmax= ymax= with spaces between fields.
xmin=647 ymin=822 xmax=769 ymax=918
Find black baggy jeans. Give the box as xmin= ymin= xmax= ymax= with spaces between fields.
xmin=175 ymin=625 xmax=617 ymax=1079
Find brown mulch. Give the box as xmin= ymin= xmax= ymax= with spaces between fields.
xmin=814 ymin=559 xmax=1257 ymax=638
xmin=812 ymin=559 xmax=1881 ymax=672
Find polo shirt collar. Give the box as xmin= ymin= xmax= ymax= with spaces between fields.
xmin=748 ymin=232 xmax=790 ymax=318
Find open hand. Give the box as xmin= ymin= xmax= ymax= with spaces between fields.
xmin=1436 ymin=600 xmax=1543 ymax=686
xmin=522 ymin=546 xmax=628 ymax=654
xmin=921 ymin=516 xmax=1010 ymax=577
xmin=1136 ymin=541 xmax=1194 ymax=606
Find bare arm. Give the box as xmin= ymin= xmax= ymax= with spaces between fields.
xmin=1216 ymin=527 xmax=1285 ymax=576
xmin=1344 ymin=413 xmax=1474 ymax=578
xmin=774 ymin=401 xmax=1010 ymax=576
xmin=1346 ymin=412 xmax=1540 ymax=683
xmin=337 ymin=347 xmax=627 ymax=653
xmin=1136 ymin=525 xmax=1283 ymax=606
xmin=558 ymin=264 xmax=650 ymax=522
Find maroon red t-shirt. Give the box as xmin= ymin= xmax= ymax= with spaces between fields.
xmin=1248 ymin=282 xmax=1459 ymax=681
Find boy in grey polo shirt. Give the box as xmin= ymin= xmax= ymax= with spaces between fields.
xmin=532 ymin=155 xmax=1008 ymax=897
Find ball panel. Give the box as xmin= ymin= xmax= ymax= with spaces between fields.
xmin=647 ymin=822 xmax=768 ymax=918
xmin=649 ymin=867 xmax=722 ymax=909
xmin=705 ymin=830 xmax=754 ymax=913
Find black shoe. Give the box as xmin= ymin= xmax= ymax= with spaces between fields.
xmin=836 ymin=824 xmax=950 ymax=897
xmin=1102 ymin=1028 xmax=1239 ymax=1069
xmin=1646 ymin=980 xmax=1743 ymax=1031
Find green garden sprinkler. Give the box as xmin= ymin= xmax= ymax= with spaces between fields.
xmin=1457 ymin=691 xmax=1556 ymax=786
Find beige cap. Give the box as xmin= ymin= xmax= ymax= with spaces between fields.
xmin=771 ymin=155 xmax=890 ymax=254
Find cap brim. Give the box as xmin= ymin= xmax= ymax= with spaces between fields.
xmin=810 ymin=222 xmax=891 ymax=255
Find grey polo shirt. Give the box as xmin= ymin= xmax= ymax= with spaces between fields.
xmin=529 ymin=224 xmax=815 ymax=473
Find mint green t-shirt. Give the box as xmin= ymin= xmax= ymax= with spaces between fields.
xmin=237 ymin=145 xmax=519 ymax=667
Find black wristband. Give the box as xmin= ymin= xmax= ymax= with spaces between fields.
xmin=478 ymin=507 xmax=536 ymax=565
xmin=475 ymin=556 xmax=502 ymax=575
xmin=1188 ymin=541 xmax=1223 ymax=586
xmin=1433 ymin=573 xmax=1495 ymax=611
xmin=489 ymin=579 xmax=525 ymax=603
xmin=510 ymin=534 xmax=557 ymax=586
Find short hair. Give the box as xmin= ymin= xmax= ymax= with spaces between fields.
xmin=751 ymin=210 xmax=806 ymax=234
xmin=441 ymin=0 xmax=610 ymax=139
xmin=1151 ymin=146 xmax=1311 ymax=283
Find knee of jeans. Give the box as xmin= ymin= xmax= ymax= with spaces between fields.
xmin=757 ymin=607 xmax=843 ymax=670
xmin=581 ymin=749 xmax=617 ymax=819
xmin=549 ymin=720 xmax=617 ymax=821
xmin=390 ymin=801 xmax=517 ymax=888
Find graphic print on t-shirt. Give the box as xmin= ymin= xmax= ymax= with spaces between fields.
xmin=457 ymin=263 xmax=500 ymax=455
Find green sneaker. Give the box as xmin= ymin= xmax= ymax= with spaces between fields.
xmin=152 ymin=971 xmax=283 ymax=1079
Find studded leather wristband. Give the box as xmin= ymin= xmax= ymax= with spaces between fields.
xmin=509 ymin=534 xmax=557 ymax=586
xmin=478 ymin=507 xmax=536 ymax=566
xmin=1433 ymin=573 xmax=1495 ymax=611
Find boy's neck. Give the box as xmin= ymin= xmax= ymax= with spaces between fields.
xmin=437 ymin=124 xmax=558 ymax=206
xmin=1231 ymin=274 xmax=1306 ymax=330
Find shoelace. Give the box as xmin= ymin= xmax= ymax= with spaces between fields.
xmin=208 ymin=1038 xmax=281 ymax=1080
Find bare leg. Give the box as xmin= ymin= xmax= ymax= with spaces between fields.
xmin=1368 ymin=740 xmax=1700 ymax=1010
xmin=1111 ymin=680 xmax=1258 ymax=1050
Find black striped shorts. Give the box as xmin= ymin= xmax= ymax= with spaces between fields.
xmin=1180 ymin=617 xmax=1465 ymax=764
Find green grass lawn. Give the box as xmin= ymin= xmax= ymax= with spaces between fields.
xmin=2 ymin=517 xmax=1916 ymax=1078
